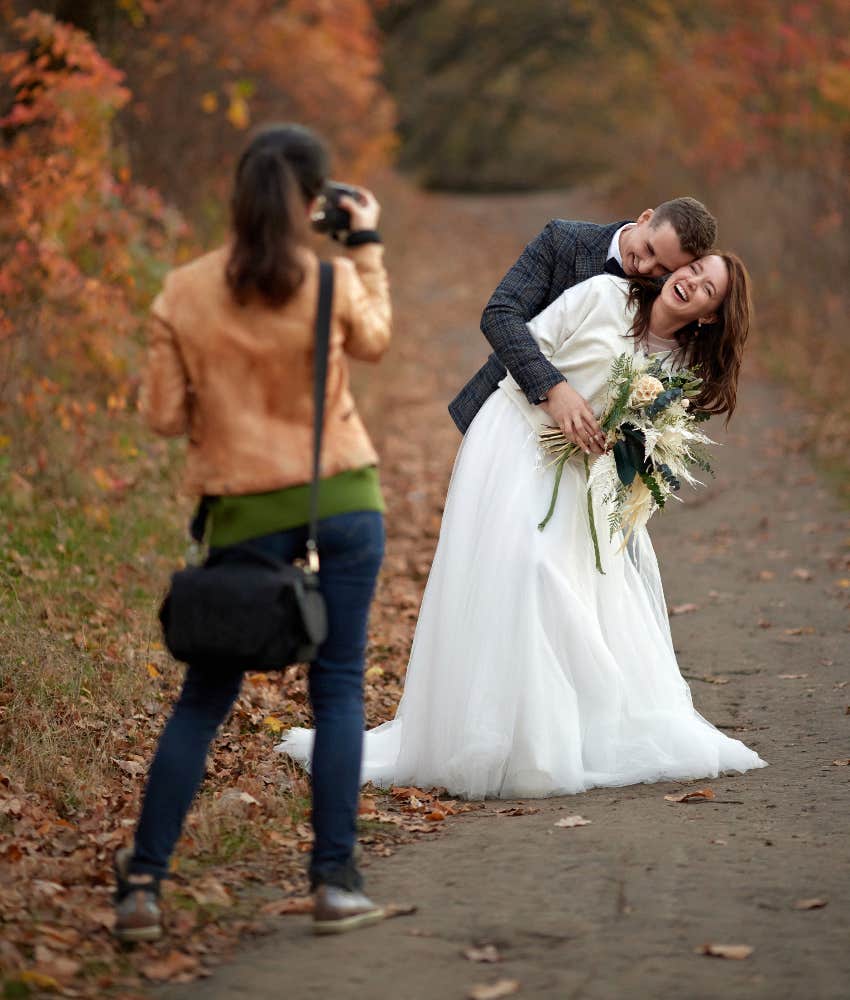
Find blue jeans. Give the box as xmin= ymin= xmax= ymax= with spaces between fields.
xmin=130 ymin=510 xmax=385 ymax=890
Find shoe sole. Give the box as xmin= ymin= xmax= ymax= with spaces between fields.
xmin=313 ymin=907 xmax=385 ymax=935
xmin=113 ymin=925 xmax=163 ymax=944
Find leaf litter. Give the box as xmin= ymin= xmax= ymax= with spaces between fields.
xmin=697 ymin=943 xmax=753 ymax=960
xmin=664 ymin=789 xmax=716 ymax=803
xmin=554 ymin=815 xmax=592 ymax=828
xmin=467 ymin=979 xmax=521 ymax=999
xmin=0 ymin=181 xmax=500 ymax=995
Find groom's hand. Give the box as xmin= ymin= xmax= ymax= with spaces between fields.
xmin=541 ymin=382 xmax=606 ymax=455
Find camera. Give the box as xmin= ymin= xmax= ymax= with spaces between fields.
xmin=311 ymin=182 xmax=364 ymax=237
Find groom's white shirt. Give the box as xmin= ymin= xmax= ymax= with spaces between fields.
xmin=498 ymin=275 xmax=636 ymax=437
xmin=607 ymin=223 xmax=632 ymax=266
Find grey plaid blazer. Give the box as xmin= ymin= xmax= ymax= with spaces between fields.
xmin=449 ymin=219 xmax=629 ymax=433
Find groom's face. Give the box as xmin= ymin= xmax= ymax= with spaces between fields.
xmin=619 ymin=210 xmax=693 ymax=277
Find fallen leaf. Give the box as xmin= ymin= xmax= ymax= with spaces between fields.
xmin=19 ymin=970 xmax=61 ymax=991
xmin=832 ymin=759 xmax=850 ymax=767
xmin=784 ymin=627 xmax=815 ymax=636
xmin=112 ymin=758 xmax=145 ymax=778
xmin=757 ymin=569 xmax=775 ymax=581
xmin=670 ymin=603 xmax=699 ymax=616
xmin=359 ymin=796 xmax=378 ymax=815
xmin=777 ymin=673 xmax=809 ymax=680
xmin=218 ymin=788 xmax=259 ymax=808
xmin=390 ymin=785 xmax=429 ymax=800
xmin=791 ymin=567 xmax=813 ymax=581
xmin=260 ymin=896 xmax=314 ymax=916
xmin=664 ymin=789 xmax=716 ymax=803
xmin=34 ymin=924 xmax=80 ymax=949
xmin=425 ymin=809 xmax=446 ymax=822
xmin=554 ymin=815 xmax=592 ymax=828
xmin=793 ymin=898 xmax=828 ymax=910
xmin=32 ymin=880 xmax=65 ymax=897
xmin=31 ymin=951 xmax=80 ymax=983
xmin=496 ymin=806 xmax=540 ymax=816
xmin=8 ymin=473 xmax=34 ymax=511
xmin=709 ymin=839 xmax=727 ymax=846
xmin=757 ymin=619 xmax=772 ymax=629
xmin=263 ymin=716 xmax=284 ymax=733
xmin=697 ymin=943 xmax=753 ymax=960
xmin=140 ymin=950 xmax=200 ymax=982
xmin=87 ymin=906 xmax=114 ymax=930
xmin=464 ymin=945 xmax=501 ymax=963
xmin=186 ymin=876 xmax=231 ymax=908
xmin=384 ymin=902 xmax=418 ymax=919
xmin=467 ymin=979 xmax=521 ymax=999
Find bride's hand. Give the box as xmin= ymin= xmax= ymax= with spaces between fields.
xmin=541 ymin=382 xmax=606 ymax=455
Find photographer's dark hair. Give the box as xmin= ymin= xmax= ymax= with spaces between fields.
xmin=627 ymin=251 xmax=752 ymax=422
xmin=226 ymin=124 xmax=329 ymax=307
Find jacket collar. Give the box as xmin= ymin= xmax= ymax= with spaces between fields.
xmin=575 ymin=220 xmax=632 ymax=283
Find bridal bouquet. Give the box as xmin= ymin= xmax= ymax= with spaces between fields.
xmin=537 ymin=353 xmax=714 ymax=573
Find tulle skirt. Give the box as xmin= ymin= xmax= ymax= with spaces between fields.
xmin=278 ymin=391 xmax=766 ymax=798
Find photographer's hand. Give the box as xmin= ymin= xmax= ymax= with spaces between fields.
xmin=339 ymin=188 xmax=380 ymax=232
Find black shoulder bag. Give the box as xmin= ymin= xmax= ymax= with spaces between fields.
xmin=158 ymin=262 xmax=334 ymax=671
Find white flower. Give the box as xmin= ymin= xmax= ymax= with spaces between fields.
xmin=681 ymin=397 xmax=690 ymax=410
xmin=619 ymin=477 xmax=658 ymax=538
xmin=629 ymin=374 xmax=665 ymax=408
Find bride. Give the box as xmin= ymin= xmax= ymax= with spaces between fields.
xmin=279 ymin=253 xmax=767 ymax=798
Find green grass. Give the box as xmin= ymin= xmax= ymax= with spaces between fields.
xmin=0 ymin=416 xmax=188 ymax=806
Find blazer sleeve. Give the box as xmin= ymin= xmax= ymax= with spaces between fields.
xmin=339 ymin=244 xmax=392 ymax=362
xmin=480 ymin=220 xmax=573 ymax=404
xmin=139 ymin=287 xmax=190 ymax=437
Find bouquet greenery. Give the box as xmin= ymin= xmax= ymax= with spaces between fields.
xmin=537 ymin=353 xmax=714 ymax=573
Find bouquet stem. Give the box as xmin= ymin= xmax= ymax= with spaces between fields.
xmin=537 ymin=451 xmax=570 ymax=531
xmin=584 ymin=454 xmax=604 ymax=574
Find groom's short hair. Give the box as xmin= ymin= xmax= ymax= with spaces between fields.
xmin=652 ymin=197 xmax=716 ymax=257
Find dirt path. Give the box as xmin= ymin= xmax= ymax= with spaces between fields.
xmin=162 ymin=186 xmax=850 ymax=1000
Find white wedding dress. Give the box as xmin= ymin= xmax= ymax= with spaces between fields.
xmin=278 ymin=276 xmax=767 ymax=798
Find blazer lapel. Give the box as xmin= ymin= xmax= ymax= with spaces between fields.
xmin=576 ymin=220 xmax=630 ymax=283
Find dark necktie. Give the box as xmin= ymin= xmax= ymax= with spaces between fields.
xmin=604 ymin=257 xmax=627 ymax=278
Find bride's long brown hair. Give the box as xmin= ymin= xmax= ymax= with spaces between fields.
xmin=627 ymin=251 xmax=753 ymax=421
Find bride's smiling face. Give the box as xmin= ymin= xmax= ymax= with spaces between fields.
xmin=659 ymin=254 xmax=729 ymax=326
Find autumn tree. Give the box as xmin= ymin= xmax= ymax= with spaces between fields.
xmin=0 ymin=11 xmax=186 ymax=491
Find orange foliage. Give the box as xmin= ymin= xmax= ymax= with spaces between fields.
xmin=0 ymin=12 xmax=187 ymax=487
xmin=652 ymin=0 xmax=850 ymax=182
xmin=116 ymin=0 xmax=396 ymax=211
xmin=0 ymin=2 xmax=396 ymax=490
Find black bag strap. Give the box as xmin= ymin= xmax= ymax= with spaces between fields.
xmin=305 ymin=261 xmax=334 ymax=573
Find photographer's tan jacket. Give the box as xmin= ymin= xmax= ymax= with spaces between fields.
xmin=140 ymin=243 xmax=391 ymax=495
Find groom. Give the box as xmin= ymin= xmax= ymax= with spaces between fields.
xmin=449 ymin=197 xmax=717 ymax=454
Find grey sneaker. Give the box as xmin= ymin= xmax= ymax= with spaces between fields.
xmin=312 ymin=884 xmax=385 ymax=935
xmin=113 ymin=847 xmax=162 ymax=943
